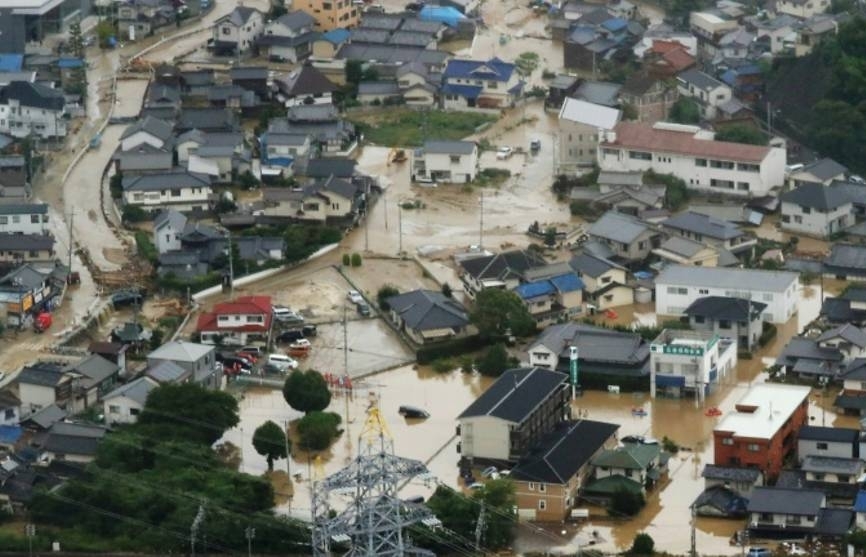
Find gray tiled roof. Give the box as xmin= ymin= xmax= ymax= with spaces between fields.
xmin=677 ymin=68 xmax=724 ymax=91
xmin=0 ymin=203 xmax=47 ymax=215
xmin=799 ymin=158 xmax=848 ymax=181
xmin=423 ymin=140 xmax=476 ymax=155
xmin=530 ymin=322 xmax=649 ymax=366
xmin=274 ymin=10 xmax=315 ymax=30
xmin=747 ymin=486 xmax=824 ymax=515
xmin=701 ymin=464 xmax=762 ymax=483
xmin=825 ymin=244 xmax=866 ymax=272
xmin=358 ymin=81 xmax=401 ymax=95
xmin=66 ymin=354 xmax=119 ymax=389
xmin=103 ymin=377 xmax=157 ymax=406
xmin=145 ymin=360 xmax=190 ymax=383
xmin=459 ymin=249 xmax=547 ymax=281
xmin=781 ymin=182 xmax=851 ymax=211
xmin=0 ymin=233 xmax=54 ymax=252
xmin=122 ymin=170 xmax=211 ymax=192
xmin=801 ymin=455 xmax=862 ymax=474
xmin=657 ymin=236 xmax=707 ymax=258
xmin=589 ymin=211 xmax=652 ymax=244
xmin=120 ymin=116 xmax=173 ymax=142
xmin=569 ymin=251 xmax=624 ymax=278
xmin=386 ymin=289 xmax=468 ymax=331
xmin=663 ymin=211 xmax=744 ymax=240
xmin=458 ymin=367 xmax=566 ymax=423
xmin=818 ymin=323 xmax=866 ymax=348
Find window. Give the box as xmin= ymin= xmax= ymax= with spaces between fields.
xmin=628 ymin=150 xmax=652 ymax=160
xmin=30 ymin=215 xmax=39 ymax=223
xmin=721 ymin=438 xmax=734 ymax=445
xmin=719 ymin=320 xmax=731 ymax=329
xmin=737 ymin=182 xmax=749 ymax=191
xmin=449 ymin=155 xmax=460 ymax=163
xmin=600 ymin=276 xmax=611 ymax=284
xmin=667 ymin=287 xmax=687 ymax=295
xmin=710 ymin=160 xmax=734 ymax=169
xmin=539 ymin=484 xmax=546 ymax=492
xmin=130 ymin=408 xmax=140 ymax=416
xmin=812 ymin=473 xmax=825 ymax=481
xmin=816 ymin=442 xmax=828 ymax=450
xmin=710 ymin=179 xmax=734 ymax=189
xmin=762 ymin=293 xmax=773 ymax=302
xmin=109 ymin=405 xmax=120 ymax=414
xmin=698 ymin=289 xmax=709 ymax=295
xmin=695 ymin=158 xmax=707 ymax=167
xmin=538 ymin=500 xmax=546 ymax=510
xmin=11 ymin=216 xmax=19 ymax=223
xmin=794 ymin=215 xmax=803 ymax=224
xmin=0 ymin=217 xmax=7 ymax=225
xmin=737 ymin=163 xmax=760 ymax=172
xmin=694 ymin=315 xmax=705 ymax=324
xmin=747 ymin=443 xmax=760 ymax=452
xmin=3 ymin=409 xmax=13 ymax=419
xmin=222 ymin=27 xmax=231 ymax=35
xmin=528 ymin=482 xmax=536 ymax=491
xmin=28 ymin=250 xmax=38 ymax=258
xmin=802 ymin=206 xmax=812 ymax=214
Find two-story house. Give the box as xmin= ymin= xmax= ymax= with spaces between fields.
xmin=619 ymin=72 xmax=678 ymax=124
xmin=0 ymin=204 xmax=49 ymax=235
xmin=153 ymin=209 xmax=186 ymax=255
xmin=122 ymin=169 xmax=213 ymax=212
xmin=676 ymin=68 xmax=732 ymax=120
xmin=825 ymin=244 xmax=866 ymax=282
xmin=295 ymin=0 xmax=360 ymax=31
xmin=558 ymin=97 xmax=621 ymax=170
xmin=196 ymin=295 xmax=273 ymax=346
xmin=780 ymin=182 xmax=853 ymax=239
xmin=683 ymin=296 xmax=767 ymax=352
xmin=650 ymin=328 xmax=737 ymax=399
xmin=268 ymin=105 xmax=358 ymax=156
xmin=514 ymin=264 xmax=584 ymax=326
xmin=102 ymin=377 xmax=160 ymax=426
xmin=585 ymin=441 xmax=666 ymax=499
xmin=777 ymin=0 xmax=830 ymax=19
xmin=0 ymin=233 xmax=54 ymax=263
xmin=259 ymin=11 xmax=317 ymax=63
xmin=262 ymin=175 xmax=361 ymax=225
xmin=661 ymin=210 xmax=756 ymax=259
xmin=528 ymin=322 xmax=651 ymax=388
xmin=385 ymin=289 xmax=471 ymax=346
xmin=713 ymin=383 xmax=811 ymax=481
xmin=273 ymin=64 xmax=336 ymax=107
xmin=441 ymin=57 xmax=524 ymax=111
xmin=788 ymin=158 xmax=848 ymax=188
xmin=411 ymin=140 xmax=478 ymax=184
xmin=457 ymin=367 xmax=571 ymax=465
xmin=598 ymin=121 xmax=786 ymax=197
xmin=212 ymin=6 xmax=265 ymax=56
xmin=511 ymin=420 xmax=620 ymax=521
xmin=458 ymin=249 xmax=547 ymax=299
xmin=147 ymin=341 xmax=221 ymax=389
xmin=587 ymin=210 xmax=659 ymax=264
xmin=747 ymin=487 xmax=852 ymax=541
xmin=798 ymin=426 xmax=859 ymax=462
xmin=701 ymin=464 xmax=764 ymax=498
xmin=14 ymin=362 xmax=71 ymax=417
xmin=64 ymin=354 xmax=122 ymax=414
xmin=0 ymin=264 xmax=55 ymax=328
xmin=0 ymin=81 xmax=67 ymax=139
xmin=568 ymin=250 xmax=632 ymax=310
xmin=835 ymin=360 xmax=866 ymax=415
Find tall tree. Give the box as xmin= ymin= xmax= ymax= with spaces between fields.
xmin=470 ymin=289 xmax=536 ymax=338
xmin=138 ymin=383 xmax=240 ymax=445
xmin=283 ymin=369 xmax=331 ymax=413
xmin=66 ymin=20 xmax=88 ymax=97
xmin=252 ymin=420 xmax=289 ymax=471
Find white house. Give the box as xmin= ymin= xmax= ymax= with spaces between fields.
xmin=259 ymin=11 xmax=317 ymax=62
xmin=196 ymin=296 xmax=273 ymax=347
xmin=780 ymin=182 xmax=853 ymax=238
xmin=558 ymin=97 xmax=621 ymax=169
xmin=797 ymin=426 xmax=859 ymax=462
xmin=777 ymin=0 xmax=830 ymax=19
xmin=650 ymin=329 xmax=737 ymax=399
xmin=102 ymin=377 xmax=159 ymax=425
xmin=147 ymin=341 xmax=221 ymax=389
xmin=0 ymin=81 xmax=67 ymax=139
xmin=0 ymin=203 xmax=49 ymax=235
xmin=676 ymin=69 xmax=732 ymax=119
xmin=122 ymin=170 xmax=213 ymax=212
xmin=153 ymin=209 xmax=187 ymax=255
xmin=441 ymin=57 xmax=524 ymax=111
xmin=598 ymin=121 xmax=786 ymax=197
xmin=412 ymin=140 xmax=478 ymax=184
xmin=655 ymin=264 xmax=799 ymax=323
xmin=212 ymin=6 xmax=265 ymax=55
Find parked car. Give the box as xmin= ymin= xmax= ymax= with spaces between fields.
xmin=236 ymin=351 xmax=259 ymax=363
xmin=239 ymin=346 xmax=265 ymax=358
xmin=112 ymin=290 xmax=144 ymax=308
xmin=267 ymin=353 xmax=298 ymax=372
xmin=481 ymin=466 xmax=498 ymax=479
xmin=347 ymin=290 xmax=364 ymax=304
xmin=274 ymin=306 xmax=304 ymax=324
xmin=530 ymin=138 xmax=541 ymax=151
xmin=277 ymin=329 xmax=305 ymax=343
xmin=747 ymin=548 xmax=771 ymax=557
xmin=398 ymin=405 xmax=430 ymax=419
xmin=221 ymin=356 xmax=252 ymax=373
xmin=356 ymin=301 xmax=371 ymax=317
xmin=496 ymin=146 xmax=513 ymax=159
xmin=301 ymin=324 xmax=317 ymax=337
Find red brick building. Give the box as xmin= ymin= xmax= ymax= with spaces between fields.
xmin=713 ymin=384 xmax=811 ymax=482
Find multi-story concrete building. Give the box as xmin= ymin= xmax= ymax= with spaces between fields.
xmin=683 ymin=296 xmax=766 ymax=352
xmin=650 ymin=329 xmax=737 ymax=399
xmin=713 ymin=383 xmax=811 ymax=481
xmin=558 ymin=97 xmax=621 ymax=170
xmin=598 ymin=121 xmax=786 ymax=197
xmin=780 ymin=181 xmax=853 ymax=238
xmin=777 ymin=0 xmax=830 ymax=19
xmin=296 ymin=0 xmax=360 ymax=31
xmin=457 ymin=367 xmax=570 ymax=465
xmin=655 ymin=265 xmax=799 ymax=323
xmin=0 ymin=81 xmax=67 ymax=139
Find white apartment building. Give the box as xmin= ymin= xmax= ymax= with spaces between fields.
xmin=0 ymin=81 xmax=67 ymax=139
xmin=0 ymin=203 xmax=49 ymax=235
xmin=412 ymin=140 xmax=478 ymax=184
xmin=598 ymin=122 xmax=786 ymax=197
xmin=558 ymin=97 xmax=621 ymax=169
xmin=650 ymin=329 xmax=737 ymax=399
xmin=655 ymin=264 xmax=799 ymax=323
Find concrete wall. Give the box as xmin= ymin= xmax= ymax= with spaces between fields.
xmin=655 ymin=280 xmax=797 ymax=323
xmin=459 ymin=414 xmax=511 ymax=461
xmin=781 ymin=200 xmax=853 ymax=238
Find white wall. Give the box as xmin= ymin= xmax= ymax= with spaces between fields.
xmin=124 ymin=186 xmax=212 ymax=209
xmin=121 ymin=131 xmax=165 ymax=152
xmin=18 ymin=383 xmax=55 ymax=416
xmin=0 ymin=211 xmax=48 ymax=235
xmin=780 ymin=200 xmax=853 ymax=238
xmin=655 ymin=280 xmax=797 ymax=323
xmin=0 ymin=102 xmax=66 ymax=139
xmin=459 ymin=415 xmax=511 ymax=461
xmin=797 ymin=439 xmax=854 ymax=461
xmin=104 ymin=395 xmax=144 ymax=425
xmin=423 ymin=151 xmax=478 ymax=183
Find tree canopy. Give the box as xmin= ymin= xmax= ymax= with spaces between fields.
xmin=297 ymin=411 xmax=342 ymax=450
xmin=421 ymin=480 xmax=516 ymax=552
xmin=283 ymin=369 xmax=332 ymax=413
xmin=476 ymin=343 xmax=510 ymax=377
xmin=668 ymin=98 xmax=700 ymax=124
xmin=138 ymin=382 xmax=239 ymax=445
xmin=253 ymin=420 xmax=289 ymax=471
xmin=714 ymin=124 xmax=768 ymax=145
xmin=470 ymin=289 xmax=536 ymax=339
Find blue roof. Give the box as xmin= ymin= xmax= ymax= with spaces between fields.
xmin=514 ymin=280 xmax=556 ymax=300
xmin=419 ymin=5 xmax=466 ymax=27
xmin=444 ymin=57 xmax=516 ymax=82
xmin=58 ymin=57 xmax=85 ymax=69
xmin=855 ymin=491 xmax=866 ymax=512
xmin=720 ymin=70 xmax=736 ymax=86
xmin=602 ymin=18 xmax=628 ymax=32
xmin=0 ymin=425 xmax=22 ymax=445
xmin=321 ymin=28 xmax=350 ymax=44
xmin=441 ymin=83 xmax=483 ymax=99
xmin=0 ymin=54 xmax=24 ymax=73
xmin=266 ymin=156 xmax=294 ymax=167
xmin=550 ymin=273 xmax=584 ymax=293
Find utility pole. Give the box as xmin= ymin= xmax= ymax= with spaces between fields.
xmin=383 ymin=189 xmax=389 ymax=231
xmin=245 ymin=526 xmax=255 ymax=557
xmin=284 ymin=419 xmax=291 ymax=477
xmin=364 ymin=204 xmax=369 ymax=252
xmin=398 ymin=203 xmax=403 ymax=255
xmin=479 ymin=190 xmax=484 ymax=250
xmin=66 ymin=209 xmax=75 ymax=271
xmin=690 ymin=503 xmax=697 ymax=557
xmin=190 ymin=502 xmax=205 ymax=557
xmin=25 ymin=523 xmax=35 ymax=557
xmin=227 ymin=228 xmax=234 ymax=297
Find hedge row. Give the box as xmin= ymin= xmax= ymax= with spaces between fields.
xmin=417 ymin=335 xmax=493 ymax=364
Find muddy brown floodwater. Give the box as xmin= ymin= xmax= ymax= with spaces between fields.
xmin=228 ymin=280 xmax=837 ymax=553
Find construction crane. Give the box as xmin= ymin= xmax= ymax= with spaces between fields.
xmin=312 ymin=397 xmax=440 ymax=557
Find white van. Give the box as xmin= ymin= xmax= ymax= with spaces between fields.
xmin=267 ymin=354 xmax=298 ymax=372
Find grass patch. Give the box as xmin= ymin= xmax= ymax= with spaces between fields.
xmin=473 ymin=168 xmax=511 ymax=187
xmin=349 ymin=108 xmax=496 ymax=146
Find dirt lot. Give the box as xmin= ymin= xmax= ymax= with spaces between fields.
xmin=342 ymin=257 xmax=441 ymax=301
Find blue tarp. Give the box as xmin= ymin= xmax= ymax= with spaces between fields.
xmin=514 ymin=280 xmax=556 ymax=300
xmin=58 ymin=57 xmax=85 ymax=69
xmin=0 ymin=54 xmax=24 ymax=73
xmin=321 ymin=28 xmax=350 ymax=44
xmin=0 ymin=425 xmax=22 ymax=445
xmin=419 ymin=5 xmax=466 ymax=27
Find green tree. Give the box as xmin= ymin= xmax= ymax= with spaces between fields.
xmin=138 ymin=383 xmax=240 ymax=445
xmin=342 ymin=253 xmax=351 ymax=266
xmin=477 ymin=343 xmax=510 ymax=377
xmin=423 ymin=480 xmax=516 ymax=552
xmin=283 ymin=369 xmax=331 ymax=413
xmin=66 ymin=20 xmax=88 ymax=97
xmin=629 ymin=533 xmax=655 ymax=556
xmin=96 ymin=20 xmax=115 ymax=48
xmin=351 ymin=253 xmax=362 ymax=267
xmin=148 ymin=328 xmax=164 ymax=351
xmin=109 ymin=172 xmax=124 ymax=199
xmin=297 ymin=411 xmax=342 ymax=450
xmin=441 ymin=283 xmax=453 ymax=298
xmin=345 ymin=59 xmax=363 ymax=85
xmin=361 ymin=67 xmax=379 ymax=82
xmin=252 ymin=420 xmax=289 ymax=471
xmin=668 ymin=98 xmax=700 ymax=124
xmin=621 ymin=102 xmax=639 ymax=121
xmin=377 ymin=284 xmax=400 ymax=310
xmin=543 ymin=227 xmax=557 ymax=247
xmin=715 ymin=124 xmax=768 ymax=145
xmin=122 ymin=204 xmax=148 ymax=223
xmin=470 ymin=288 xmax=536 ymax=338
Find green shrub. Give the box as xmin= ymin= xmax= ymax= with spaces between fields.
xmin=377 ymin=284 xmax=400 ymax=310
xmin=342 ymin=253 xmax=351 ymax=266
xmin=431 ymin=358 xmax=455 ymax=373
xmin=759 ymin=322 xmax=778 ymax=347
xmin=134 ymin=231 xmax=158 ymax=263
xmin=351 ymin=253 xmax=362 ymax=267
xmin=416 ymin=335 xmax=491 ymax=364
xmin=297 ymin=411 xmax=342 ymax=450
xmin=122 ymin=204 xmax=148 ymax=223
xmin=610 ymin=488 xmax=645 ymax=517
